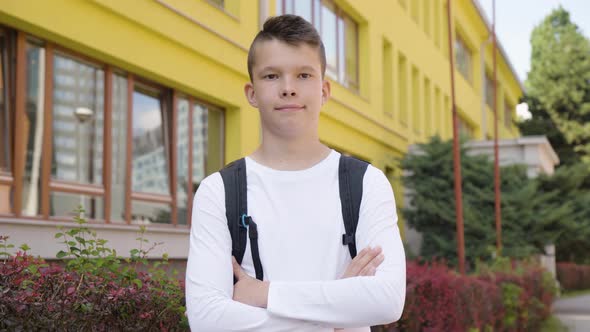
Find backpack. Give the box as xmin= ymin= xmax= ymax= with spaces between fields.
xmin=219 ymin=155 xmax=369 ymax=281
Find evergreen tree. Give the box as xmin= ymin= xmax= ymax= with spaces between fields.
xmin=401 ymin=137 xmax=570 ymax=268
xmin=517 ymin=95 xmax=579 ymax=166
xmin=526 ymin=7 xmax=590 ymax=164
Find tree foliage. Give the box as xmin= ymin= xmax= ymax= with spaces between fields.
xmin=401 ymin=137 xmax=588 ymax=268
xmin=525 ymin=7 xmax=590 ymax=164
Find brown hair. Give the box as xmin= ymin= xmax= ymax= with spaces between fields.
xmin=247 ymin=15 xmax=326 ymax=81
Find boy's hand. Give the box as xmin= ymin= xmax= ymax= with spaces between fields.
xmin=340 ymin=246 xmax=384 ymax=279
xmin=232 ymin=257 xmax=269 ymax=308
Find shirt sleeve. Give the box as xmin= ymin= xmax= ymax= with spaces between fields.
xmin=266 ymin=166 xmax=406 ymax=328
xmin=185 ymin=173 xmax=327 ymax=332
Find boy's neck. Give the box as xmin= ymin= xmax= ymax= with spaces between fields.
xmin=249 ymin=135 xmax=331 ymax=171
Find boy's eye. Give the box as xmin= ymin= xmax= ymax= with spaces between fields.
xmin=264 ymin=74 xmax=278 ymax=80
xmin=299 ymin=73 xmax=311 ymax=79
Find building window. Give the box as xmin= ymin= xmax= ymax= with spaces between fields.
xmin=206 ymin=0 xmax=239 ymax=17
xmin=457 ymin=115 xmax=473 ymax=138
xmin=412 ymin=66 xmax=420 ymax=133
xmin=398 ymin=53 xmax=408 ymax=126
xmin=280 ymin=0 xmax=359 ymax=90
xmin=424 ymin=77 xmax=431 ymax=137
xmin=110 ymin=73 xmax=127 ymax=223
xmin=434 ymin=87 xmax=442 ymax=136
xmin=175 ymin=98 xmax=223 ymax=225
xmin=504 ymin=100 xmax=513 ymax=129
xmin=455 ymin=34 xmax=472 ymax=82
xmin=21 ymin=40 xmax=46 ymax=217
xmin=383 ymin=39 xmax=393 ymax=117
xmin=49 ymin=53 xmax=105 ymax=219
xmin=1 ymin=27 xmax=225 ymax=226
xmin=485 ymin=71 xmax=494 ymax=109
xmin=0 ymin=29 xmax=14 ymax=214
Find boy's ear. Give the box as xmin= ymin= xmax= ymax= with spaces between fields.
xmin=321 ymin=79 xmax=331 ymax=106
xmin=244 ymin=82 xmax=258 ymax=108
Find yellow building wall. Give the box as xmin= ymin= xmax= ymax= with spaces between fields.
xmin=0 ymin=0 xmax=524 ymax=237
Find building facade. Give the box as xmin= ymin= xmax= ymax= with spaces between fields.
xmin=0 ymin=0 xmax=522 ymax=259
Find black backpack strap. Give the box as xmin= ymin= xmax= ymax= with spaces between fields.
xmin=339 ymin=155 xmax=369 ymax=259
xmin=220 ymin=159 xmax=248 ymax=264
xmin=219 ymin=158 xmax=264 ymax=281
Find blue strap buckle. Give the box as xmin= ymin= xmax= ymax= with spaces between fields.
xmin=240 ymin=214 xmax=249 ymax=228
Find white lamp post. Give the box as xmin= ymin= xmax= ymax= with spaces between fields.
xmin=74 ymin=107 xmax=94 ymax=213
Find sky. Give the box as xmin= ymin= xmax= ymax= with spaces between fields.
xmin=477 ymin=0 xmax=590 ymax=83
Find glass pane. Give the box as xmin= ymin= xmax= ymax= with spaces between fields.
xmin=294 ymin=0 xmax=312 ymax=23
xmin=313 ymin=0 xmax=321 ymax=28
xmin=50 ymin=191 xmax=104 ymax=220
xmin=176 ymin=98 xmax=189 ymax=225
xmin=0 ymin=31 xmax=11 ymax=174
xmin=131 ymin=88 xmax=170 ymax=195
xmin=21 ymin=42 xmax=45 ymax=216
xmin=455 ymin=37 xmax=471 ymax=81
xmin=209 ymin=0 xmax=224 ymax=8
xmin=285 ymin=0 xmax=294 ymax=13
xmin=485 ymin=73 xmax=494 ymax=108
xmin=192 ymin=103 xmax=207 ymax=188
xmin=337 ymin=16 xmax=345 ymax=82
xmin=505 ymin=101 xmax=512 ymax=128
xmin=131 ymin=200 xmax=171 ymax=225
xmin=52 ymin=54 xmax=104 ymax=186
xmin=344 ymin=15 xmax=358 ymax=88
xmin=321 ymin=1 xmax=337 ymax=77
xmin=111 ymin=74 xmax=127 ymax=223
xmin=206 ymin=106 xmax=224 ymax=180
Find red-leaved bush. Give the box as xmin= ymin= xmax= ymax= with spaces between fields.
xmin=392 ymin=260 xmax=556 ymax=332
xmin=557 ymin=262 xmax=590 ymax=291
xmin=0 ymin=252 xmax=187 ymax=331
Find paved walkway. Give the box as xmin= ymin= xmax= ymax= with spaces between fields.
xmin=553 ymin=293 xmax=590 ymax=332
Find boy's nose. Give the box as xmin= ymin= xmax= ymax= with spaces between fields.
xmin=280 ymin=79 xmax=297 ymax=97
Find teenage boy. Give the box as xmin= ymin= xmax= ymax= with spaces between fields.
xmin=185 ymin=15 xmax=406 ymax=331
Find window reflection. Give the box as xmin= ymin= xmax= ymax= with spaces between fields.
xmin=294 ymin=1 xmax=312 ymax=22
xmin=111 ymin=74 xmax=127 ymax=222
xmin=50 ymin=191 xmax=104 ymax=220
xmin=131 ymin=200 xmax=171 ymax=225
xmin=0 ymin=30 xmax=13 ymax=215
xmin=282 ymin=0 xmax=359 ymax=89
xmin=51 ymin=54 xmax=104 ymax=187
xmin=197 ymin=102 xmax=223 ymax=192
xmin=0 ymin=31 xmax=11 ymax=174
xmin=321 ymin=2 xmax=337 ymax=76
xmin=455 ymin=35 xmax=472 ymax=82
xmin=176 ymin=98 xmax=189 ymax=225
xmin=21 ymin=42 xmax=45 ymax=216
xmin=131 ymin=88 xmax=170 ymax=195
xmin=485 ymin=72 xmax=494 ymax=108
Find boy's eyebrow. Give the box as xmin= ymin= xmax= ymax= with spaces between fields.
xmin=258 ymin=65 xmax=319 ymax=74
xmin=258 ymin=66 xmax=280 ymax=73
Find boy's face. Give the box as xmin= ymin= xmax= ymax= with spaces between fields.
xmin=244 ymin=39 xmax=330 ymax=140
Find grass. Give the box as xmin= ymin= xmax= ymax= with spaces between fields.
xmin=560 ymin=288 xmax=590 ymax=299
xmin=540 ymin=315 xmax=569 ymax=332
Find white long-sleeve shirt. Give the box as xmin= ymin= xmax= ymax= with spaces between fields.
xmin=185 ymin=150 xmax=406 ymax=331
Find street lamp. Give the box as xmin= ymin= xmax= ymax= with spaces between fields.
xmin=74 ymin=107 xmax=94 ymax=214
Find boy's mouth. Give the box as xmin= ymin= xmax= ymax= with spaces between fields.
xmin=275 ymin=104 xmax=305 ymax=112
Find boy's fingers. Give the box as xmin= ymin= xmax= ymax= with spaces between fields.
xmin=350 ymin=247 xmax=381 ymax=274
xmin=359 ymin=253 xmax=384 ymax=276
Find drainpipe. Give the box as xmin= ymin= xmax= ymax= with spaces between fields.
xmin=480 ymin=35 xmax=492 ymax=138
xmin=446 ymin=0 xmax=466 ymax=275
